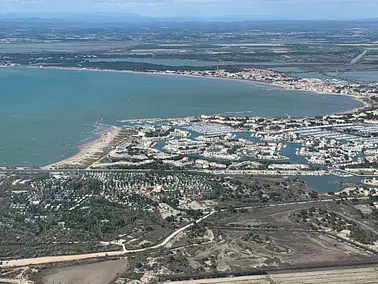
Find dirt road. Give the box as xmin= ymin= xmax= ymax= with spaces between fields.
xmin=1 ymin=250 xmax=124 ymax=268
xmin=1 ymin=211 xmax=215 ymax=268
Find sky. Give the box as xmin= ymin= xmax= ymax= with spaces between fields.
xmin=1 ymin=0 xmax=378 ymax=20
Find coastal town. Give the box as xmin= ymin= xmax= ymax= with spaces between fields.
xmin=4 ymin=64 xmax=378 ymax=283
xmin=156 ymin=68 xmax=378 ymax=100
xmin=3 ymin=65 xmax=371 ymax=181
xmin=2 ymin=16 xmax=378 ymax=284
xmin=31 ymin=66 xmax=378 ymax=182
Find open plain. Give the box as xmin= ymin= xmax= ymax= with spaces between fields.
xmin=163 ymin=266 xmax=378 ymax=284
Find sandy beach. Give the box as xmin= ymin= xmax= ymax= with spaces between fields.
xmin=20 ymin=64 xmax=368 ymax=169
xmin=42 ymin=125 xmax=122 ymax=170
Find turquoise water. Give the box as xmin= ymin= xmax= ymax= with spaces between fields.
xmin=0 ymin=67 xmax=360 ymax=167
xmin=299 ymin=176 xmax=362 ymax=193
xmin=337 ymin=72 xmax=378 ymax=83
xmin=270 ymin=67 xmax=304 ymax=73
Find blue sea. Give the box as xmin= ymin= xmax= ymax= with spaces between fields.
xmin=0 ymin=67 xmax=361 ymax=167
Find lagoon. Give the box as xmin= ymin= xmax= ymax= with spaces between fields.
xmin=88 ymin=57 xmax=231 ymax=66
xmin=87 ymin=57 xmax=261 ymax=67
xmin=339 ymin=71 xmax=378 ymax=83
xmin=0 ymin=67 xmax=360 ymax=167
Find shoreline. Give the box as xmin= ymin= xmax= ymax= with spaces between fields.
xmin=42 ymin=125 xmax=122 ymax=170
xmin=23 ymin=65 xmax=368 ymax=112
xmin=6 ymin=65 xmax=372 ymax=169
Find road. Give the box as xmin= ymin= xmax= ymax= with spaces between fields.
xmin=0 ymin=279 xmax=31 ymax=284
xmin=215 ymin=226 xmax=319 ymax=233
xmin=0 ymin=168 xmax=157 ymax=174
xmin=0 ymin=197 xmax=370 ymax=268
xmin=123 ymin=210 xmax=215 ymax=253
xmin=331 ymin=210 xmax=378 ymax=236
xmin=0 ymin=211 xmax=215 ymax=268
xmin=350 ymin=49 xmax=369 ymax=65
xmin=0 ymin=167 xmax=330 ymax=177
xmin=0 ymin=250 xmax=125 ymax=268
xmin=231 ymin=196 xmax=369 ymax=212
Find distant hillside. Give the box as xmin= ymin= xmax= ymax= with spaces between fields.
xmin=0 ymin=12 xmax=150 ymax=23
xmin=1 ymin=13 xmax=378 ymax=27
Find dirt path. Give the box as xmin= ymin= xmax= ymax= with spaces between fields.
xmin=325 ymin=203 xmax=378 ymax=236
xmin=0 ymin=279 xmax=30 ymax=284
xmin=1 ymin=250 xmax=125 ymax=268
xmin=1 ymin=211 xmax=215 ymax=268
xmin=333 ymin=211 xmax=378 ymax=236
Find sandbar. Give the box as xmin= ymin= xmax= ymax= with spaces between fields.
xmin=43 ymin=125 xmax=122 ymax=170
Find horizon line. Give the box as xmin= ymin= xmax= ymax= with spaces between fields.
xmin=1 ymin=12 xmax=378 ymax=22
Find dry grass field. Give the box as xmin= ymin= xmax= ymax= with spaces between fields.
xmin=164 ymin=266 xmax=378 ymax=284
xmin=39 ymin=259 xmax=129 ymax=284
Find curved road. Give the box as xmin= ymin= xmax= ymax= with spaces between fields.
xmin=1 ymin=211 xmax=215 ymax=268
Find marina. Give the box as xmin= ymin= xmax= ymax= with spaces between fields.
xmin=0 ymin=67 xmax=360 ymax=167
